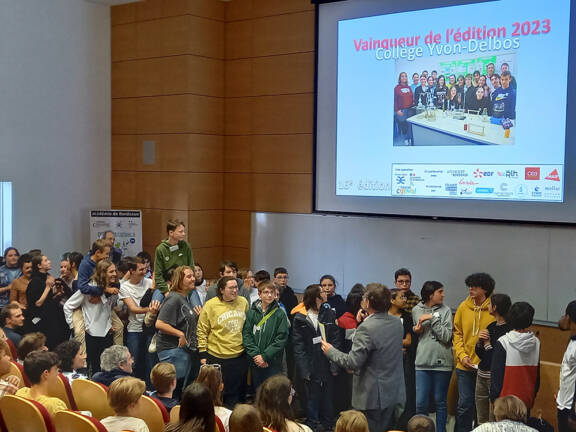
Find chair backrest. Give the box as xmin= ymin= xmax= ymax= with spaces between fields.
xmin=0 ymin=395 xmax=55 ymax=432
xmin=47 ymin=373 xmax=77 ymax=410
xmin=1 ymin=362 xmax=25 ymax=389
xmin=11 ymin=361 xmax=30 ymax=387
xmin=169 ymin=405 xmax=180 ymax=424
xmin=53 ymin=410 xmax=108 ymax=432
xmin=5 ymin=339 xmax=16 ymax=361
xmin=71 ymin=379 xmax=114 ymax=420
xmin=132 ymin=395 xmax=169 ymax=432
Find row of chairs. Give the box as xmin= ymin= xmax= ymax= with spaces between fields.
xmin=0 ymin=360 xmax=226 ymax=432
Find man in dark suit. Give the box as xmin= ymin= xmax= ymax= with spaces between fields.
xmin=321 ymin=283 xmax=405 ymax=432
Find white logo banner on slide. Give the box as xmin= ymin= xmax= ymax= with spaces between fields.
xmin=89 ymin=210 xmax=142 ymax=256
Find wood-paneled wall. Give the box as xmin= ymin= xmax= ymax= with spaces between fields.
xmin=111 ymin=0 xmax=314 ymax=276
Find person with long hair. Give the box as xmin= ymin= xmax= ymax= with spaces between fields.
xmin=292 ymin=284 xmax=343 ymax=431
xmin=156 ymin=265 xmax=199 ymax=396
xmin=256 ymin=375 xmax=312 ymax=432
xmin=166 ymin=382 xmax=216 ymax=432
xmin=434 ymin=75 xmax=448 ymax=110
xmin=394 ymin=71 xmax=415 ymax=145
xmin=446 ymin=86 xmax=463 ymax=111
xmin=9 ymin=253 xmax=32 ymax=309
xmin=63 ymin=259 xmax=119 ymax=373
xmin=320 ymin=275 xmax=346 ymax=319
xmin=26 ymin=254 xmax=70 ymax=349
xmin=196 ymin=364 xmax=231 ymax=431
xmin=412 ymin=281 xmax=453 ymax=432
xmin=197 ymin=275 xmax=249 ymax=408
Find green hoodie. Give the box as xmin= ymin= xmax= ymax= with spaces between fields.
xmin=242 ymin=299 xmax=289 ymax=368
xmin=153 ymin=239 xmax=194 ymax=293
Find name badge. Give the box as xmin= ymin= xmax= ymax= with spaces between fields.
xmin=169 ymin=245 xmax=179 ymax=252
xmin=312 ymin=336 xmax=322 ymax=345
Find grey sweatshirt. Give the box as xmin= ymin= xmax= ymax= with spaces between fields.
xmin=412 ymin=302 xmax=454 ymax=371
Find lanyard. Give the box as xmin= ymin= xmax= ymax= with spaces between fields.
xmin=257 ymin=307 xmax=278 ymax=328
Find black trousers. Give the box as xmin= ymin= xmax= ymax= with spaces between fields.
xmin=86 ymin=333 xmax=113 ymax=375
xmin=206 ymin=352 xmax=248 ymax=409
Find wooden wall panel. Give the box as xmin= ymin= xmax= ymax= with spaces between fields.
xmin=251 ymin=135 xmax=313 ymax=174
xmin=251 ymin=12 xmax=315 ymax=57
xmin=223 ymin=210 xmax=251 ymax=249
xmin=252 ymin=52 xmax=314 ymax=95
xmin=251 ymin=174 xmax=313 ymax=213
xmin=223 ymin=173 xmax=252 ymax=211
xmin=252 ymin=94 xmax=313 ymax=134
xmin=224 ymin=136 xmax=252 ymax=173
xmin=225 ymin=0 xmax=313 ymax=23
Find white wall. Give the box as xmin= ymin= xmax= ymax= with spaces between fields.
xmin=252 ymin=212 xmax=576 ymax=324
xmin=0 ymin=0 xmax=111 ymax=262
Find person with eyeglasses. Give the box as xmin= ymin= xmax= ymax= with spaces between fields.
xmin=243 ymin=280 xmax=289 ymax=390
xmin=394 ymin=268 xmax=420 ymax=313
xmin=321 ymin=283 xmax=405 ymax=432
xmin=197 ymin=275 xmax=249 ymax=408
xmin=292 ymin=284 xmax=343 ymax=432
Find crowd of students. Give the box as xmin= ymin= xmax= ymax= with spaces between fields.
xmin=0 ymin=218 xmax=574 ymax=432
xmin=393 ymin=63 xmax=517 ymax=145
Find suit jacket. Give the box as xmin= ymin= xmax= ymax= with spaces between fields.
xmin=325 ymin=312 xmax=406 ymax=410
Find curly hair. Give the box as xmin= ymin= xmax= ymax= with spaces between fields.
xmin=54 ymin=340 xmax=82 ymax=373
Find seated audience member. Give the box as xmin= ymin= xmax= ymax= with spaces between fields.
xmin=394 ymin=268 xmax=420 ymax=313
xmin=9 ymin=253 xmax=32 ymax=308
xmin=472 ymin=395 xmax=537 ymax=432
xmin=149 ymin=362 xmax=178 ymax=412
xmin=1 ymin=303 xmax=24 ymax=346
xmin=101 ymin=376 xmax=150 ymax=432
xmin=15 ymin=351 xmax=67 ymax=417
xmin=92 ymin=345 xmax=134 ymax=387
xmin=196 ymin=364 xmax=231 ymax=432
xmin=475 ymin=293 xmax=512 ymax=424
xmin=321 ymin=274 xmax=346 ymax=318
xmin=256 ymin=375 xmax=313 ymax=432
xmin=407 ymin=415 xmax=436 ymax=432
xmin=490 ymin=302 xmax=540 ymax=410
xmin=166 ymin=382 xmax=216 ymax=432
xmin=0 ymin=339 xmax=20 ymax=396
xmin=243 ymin=279 xmax=289 ymax=390
xmin=229 ymin=404 xmax=266 ymax=432
xmin=54 ymin=339 xmax=87 ymax=382
xmin=17 ymin=332 xmax=47 ymax=363
xmin=334 ymin=410 xmax=370 ymax=432
xmin=491 ymin=71 xmax=516 ymax=119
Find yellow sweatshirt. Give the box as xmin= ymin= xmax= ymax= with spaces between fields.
xmin=197 ymin=296 xmax=249 ymax=359
xmin=453 ymin=296 xmax=494 ymax=370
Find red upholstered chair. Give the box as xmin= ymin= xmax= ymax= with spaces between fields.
xmin=1 ymin=361 xmax=26 ymax=389
xmin=46 ymin=373 xmax=77 ymax=410
xmin=10 ymin=361 xmax=30 ymax=387
xmin=71 ymin=379 xmax=114 ymax=420
xmin=5 ymin=340 xmax=16 ymax=361
xmin=0 ymin=394 xmax=55 ymax=432
xmin=132 ymin=395 xmax=169 ymax=432
xmin=53 ymin=410 xmax=108 ymax=432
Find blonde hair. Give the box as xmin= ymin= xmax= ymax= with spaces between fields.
xmin=335 ymin=410 xmax=370 ymax=432
xmin=170 ymin=266 xmax=193 ymax=294
xmin=91 ymin=259 xmax=114 ymax=288
xmin=493 ymin=395 xmax=527 ymax=423
xmin=150 ymin=362 xmax=176 ymax=394
xmin=107 ymin=377 xmax=146 ymax=414
xmin=229 ymin=404 xmax=263 ymax=432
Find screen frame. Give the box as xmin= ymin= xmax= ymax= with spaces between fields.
xmin=313 ymin=0 xmax=576 ymax=224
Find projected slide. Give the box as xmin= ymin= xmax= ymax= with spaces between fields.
xmin=335 ymin=0 xmax=569 ymax=202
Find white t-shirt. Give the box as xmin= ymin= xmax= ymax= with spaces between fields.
xmin=120 ymin=278 xmax=153 ymax=332
xmin=557 ymin=338 xmax=576 ymax=409
xmin=196 ymin=281 xmax=207 ymax=305
xmin=215 ymin=406 xmax=232 ymax=432
xmin=100 ymin=416 xmax=149 ymax=432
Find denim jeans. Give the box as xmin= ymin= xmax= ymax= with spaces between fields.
xmin=456 ymin=368 xmax=477 ymax=432
xmin=415 ymin=370 xmax=452 ymax=432
xmin=126 ymin=332 xmax=146 ymax=380
xmin=158 ymin=347 xmax=191 ymax=397
xmin=152 ymin=290 xmax=165 ymax=303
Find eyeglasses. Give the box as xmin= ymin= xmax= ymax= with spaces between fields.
xmin=396 ymin=280 xmax=411 ymax=285
xmin=200 ymin=363 xmax=221 ymax=371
